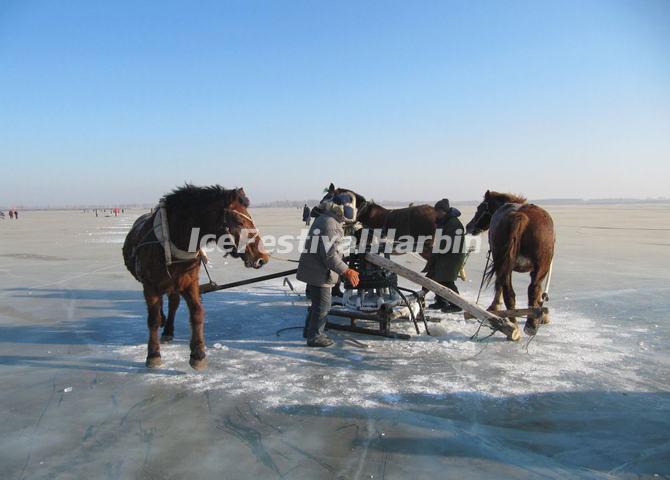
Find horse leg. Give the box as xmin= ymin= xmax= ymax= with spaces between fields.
xmin=525 ymin=266 xmax=550 ymax=335
xmin=502 ymin=275 xmax=517 ymax=324
xmin=488 ymin=272 xmax=521 ymax=341
xmin=143 ymin=290 xmax=163 ymax=368
xmin=182 ymin=283 xmax=207 ymax=370
xmin=535 ymin=266 xmax=551 ymax=326
xmin=161 ymin=292 xmax=180 ymax=343
xmin=487 ymin=275 xmax=504 ymax=312
xmin=158 ymin=295 xmax=167 ymax=327
xmin=489 ymin=277 xmax=520 ymax=341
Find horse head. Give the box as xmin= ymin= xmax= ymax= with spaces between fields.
xmin=466 ymin=190 xmax=527 ymax=235
xmin=322 ymin=183 xmax=367 ymax=210
xmin=466 ymin=191 xmax=493 ymax=235
xmin=223 ymin=188 xmax=270 ymax=269
xmin=318 ymin=183 xmax=368 ymax=223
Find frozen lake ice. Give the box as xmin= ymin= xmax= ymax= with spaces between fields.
xmin=0 ymin=205 xmax=668 ymax=478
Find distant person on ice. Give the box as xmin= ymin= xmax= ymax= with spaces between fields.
xmin=302 ymin=204 xmax=311 ymax=226
xmin=425 ymin=198 xmax=467 ymax=313
xmin=297 ymin=194 xmax=360 ymax=347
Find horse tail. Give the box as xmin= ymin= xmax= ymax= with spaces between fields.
xmin=484 ymin=211 xmax=528 ymax=287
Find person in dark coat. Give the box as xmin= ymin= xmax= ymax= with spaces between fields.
xmin=297 ymin=194 xmax=360 ymax=347
xmin=426 ymin=198 xmax=467 ymax=312
xmin=302 ymin=204 xmax=311 ymax=226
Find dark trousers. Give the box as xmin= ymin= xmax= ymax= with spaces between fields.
xmin=436 ymin=281 xmax=459 ymax=305
xmin=304 ymin=285 xmax=332 ymax=340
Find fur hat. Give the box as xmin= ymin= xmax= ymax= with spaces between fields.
xmin=434 ymin=198 xmax=451 ymax=212
xmin=333 ymin=193 xmax=356 ymax=221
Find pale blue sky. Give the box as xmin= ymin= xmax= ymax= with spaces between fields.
xmin=1 ymin=0 xmax=669 ymax=206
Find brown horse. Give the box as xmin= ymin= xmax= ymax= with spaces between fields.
xmin=123 ymin=184 xmax=269 ymax=370
xmin=465 ymin=190 xmax=555 ymax=335
xmin=356 ymin=202 xmax=440 ymax=259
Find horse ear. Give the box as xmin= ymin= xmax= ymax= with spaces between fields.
xmin=484 ymin=190 xmax=491 ymax=199
xmin=328 ymin=183 xmax=335 ymax=194
xmin=237 ymin=187 xmax=246 ymax=196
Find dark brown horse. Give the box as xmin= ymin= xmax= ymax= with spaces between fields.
xmin=123 ymin=185 xmax=269 ymax=370
xmin=465 ymin=190 xmax=555 ymax=335
xmin=356 ymin=202 xmax=440 ymax=259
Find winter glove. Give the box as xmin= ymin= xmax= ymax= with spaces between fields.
xmin=343 ymin=268 xmax=360 ymax=287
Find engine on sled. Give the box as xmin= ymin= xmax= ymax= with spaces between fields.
xmin=336 ymin=253 xmax=400 ymax=311
xmin=327 ymin=231 xmax=429 ymax=339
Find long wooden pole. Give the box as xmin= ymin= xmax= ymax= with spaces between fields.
xmin=199 ymin=269 xmax=298 ymax=294
xmin=464 ymin=307 xmax=547 ymax=320
xmin=364 ymin=253 xmax=521 ymax=341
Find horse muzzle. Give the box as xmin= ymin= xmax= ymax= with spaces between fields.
xmin=243 ymin=256 xmax=267 ymax=269
xmin=465 ymin=224 xmax=479 ymax=236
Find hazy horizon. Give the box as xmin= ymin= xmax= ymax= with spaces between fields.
xmin=3 ymin=195 xmax=670 ymax=211
xmin=1 ymin=1 xmax=669 ymax=206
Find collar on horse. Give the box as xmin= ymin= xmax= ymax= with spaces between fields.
xmin=153 ymin=201 xmax=202 ymax=266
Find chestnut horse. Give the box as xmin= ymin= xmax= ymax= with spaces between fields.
xmin=123 ymin=185 xmax=269 ymax=370
xmin=356 ymin=202 xmax=440 ymax=259
xmin=465 ymin=191 xmax=555 ymax=335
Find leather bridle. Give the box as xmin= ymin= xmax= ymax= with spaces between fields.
xmin=222 ymin=208 xmax=260 ymax=258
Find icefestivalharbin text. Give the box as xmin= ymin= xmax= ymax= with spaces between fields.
xmin=187 ymin=227 xmax=481 ymax=255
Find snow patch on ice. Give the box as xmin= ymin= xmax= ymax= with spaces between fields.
xmin=112 ymin=285 xmax=644 ymax=409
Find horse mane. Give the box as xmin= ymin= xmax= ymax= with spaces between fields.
xmin=487 ymin=191 xmax=527 ymax=204
xmin=344 ymin=189 xmax=367 ymax=207
xmin=162 ymin=184 xmax=249 ymax=210
xmin=330 ymin=186 xmax=367 ymax=207
xmin=363 ymin=200 xmax=388 ymax=211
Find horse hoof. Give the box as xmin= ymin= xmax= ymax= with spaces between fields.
xmin=189 ymin=357 xmax=208 ymax=371
xmin=145 ymin=355 xmax=162 ymax=368
xmin=506 ymin=327 xmax=521 ymax=342
xmin=540 ymin=313 xmax=551 ymax=325
xmin=524 ymin=324 xmax=538 ymax=336
xmin=160 ymin=335 xmax=174 ymax=343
